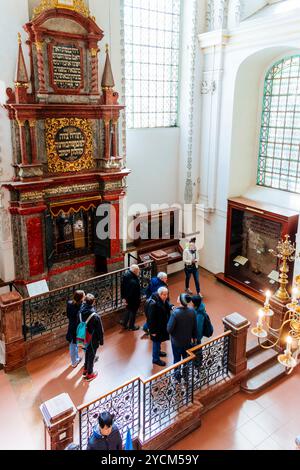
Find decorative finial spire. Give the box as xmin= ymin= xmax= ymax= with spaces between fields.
xmin=101 ymin=44 xmax=115 ymax=89
xmin=15 ymin=32 xmax=29 ymax=86
xmin=106 ymin=43 xmax=109 ymax=54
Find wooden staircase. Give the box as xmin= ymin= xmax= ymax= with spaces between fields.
xmin=241 ymin=337 xmax=287 ymax=393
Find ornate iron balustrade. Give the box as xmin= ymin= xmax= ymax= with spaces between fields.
xmin=190 ymin=332 xmax=230 ymax=391
xmin=142 ymin=358 xmax=194 ymax=442
xmin=77 ymin=377 xmax=141 ymax=450
xmin=76 ymin=333 xmax=231 ymax=447
xmin=22 ymin=262 xmax=153 ymax=340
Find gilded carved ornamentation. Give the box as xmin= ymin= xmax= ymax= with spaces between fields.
xmin=20 ymin=192 xmax=44 ymax=202
xmin=33 ymin=0 xmax=90 ymax=19
xmin=45 ymin=183 xmax=99 ymax=197
xmin=45 ymin=118 xmax=95 ymax=173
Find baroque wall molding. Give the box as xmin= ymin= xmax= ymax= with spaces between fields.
xmin=120 ymin=0 xmax=127 ymax=168
xmin=201 ymin=80 xmax=217 ymax=95
xmin=184 ymin=0 xmax=198 ymax=204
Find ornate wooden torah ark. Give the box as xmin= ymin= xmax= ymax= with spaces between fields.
xmin=3 ymin=0 xmax=130 ymax=291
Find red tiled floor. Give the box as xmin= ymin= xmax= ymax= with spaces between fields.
xmin=0 ymin=269 xmax=299 ymax=450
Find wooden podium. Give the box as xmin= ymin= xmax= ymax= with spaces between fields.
xmin=216 ymin=197 xmax=299 ymax=303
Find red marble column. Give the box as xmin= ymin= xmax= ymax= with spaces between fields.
xmin=18 ymin=120 xmax=28 ymax=165
xmin=29 ymin=119 xmax=38 ymax=164
xmin=104 ymin=119 xmax=110 ymax=160
xmin=112 ymin=119 xmax=118 ymax=158
xmin=35 ymin=41 xmax=47 ymax=94
xmin=90 ymin=48 xmax=99 ymax=94
xmin=26 ymin=216 xmax=45 ymax=277
xmin=110 ymin=201 xmax=121 ymax=258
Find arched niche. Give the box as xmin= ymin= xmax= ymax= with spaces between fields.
xmin=228 ymin=45 xmax=300 ymax=209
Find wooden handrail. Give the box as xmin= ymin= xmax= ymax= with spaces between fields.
xmin=77 ymin=331 xmax=231 ymax=411
xmin=21 ymin=261 xmax=153 ymax=303
xmin=187 ymin=331 xmax=231 ymax=354
xmin=1 ymin=261 xmax=153 ymax=311
xmin=77 ymin=376 xmax=141 ymax=411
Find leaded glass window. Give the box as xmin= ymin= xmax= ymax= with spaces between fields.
xmin=257 ymin=55 xmax=300 ymax=193
xmin=123 ymin=0 xmax=181 ymax=129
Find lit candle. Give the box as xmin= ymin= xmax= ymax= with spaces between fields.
xmin=286 ymin=336 xmax=292 ymax=355
xmin=258 ymin=310 xmax=264 ymax=328
xmin=265 ymin=291 xmax=271 ymax=308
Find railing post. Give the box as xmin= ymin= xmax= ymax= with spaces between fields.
xmin=222 ymin=313 xmax=250 ymax=375
xmin=150 ymin=251 xmax=168 ymax=276
xmin=40 ymin=393 xmax=77 ymax=450
xmin=0 ymin=292 xmax=26 ymax=372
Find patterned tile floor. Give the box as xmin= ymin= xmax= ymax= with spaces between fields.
xmin=0 ymin=269 xmax=299 ymax=450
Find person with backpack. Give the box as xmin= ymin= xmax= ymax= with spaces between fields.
xmin=66 ymin=290 xmax=85 ymax=368
xmin=147 ymin=286 xmax=172 ymax=367
xmin=191 ymin=295 xmax=214 ymax=344
xmin=78 ymin=294 xmax=104 ymax=382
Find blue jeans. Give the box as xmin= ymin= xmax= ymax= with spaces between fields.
xmin=185 ymin=266 xmax=200 ymax=294
xmin=172 ymin=342 xmax=190 ymax=382
xmin=69 ymin=342 xmax=80 ymax=366
xmin=171 ymin=342 xmax=189 ymax=364
xmin=152 ymin=341 xmax=162 ymax=362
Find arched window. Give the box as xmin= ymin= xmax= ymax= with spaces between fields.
xmin=257 ymin=55 xmax=300 ymax=193
xmin=123 ymin=0 xmax=182 ymax=129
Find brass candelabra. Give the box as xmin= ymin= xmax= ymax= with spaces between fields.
xmin=269 ymin=234 xmax=296 ymax=301
xmin=252 ymin=235 xmax=300 ymax=373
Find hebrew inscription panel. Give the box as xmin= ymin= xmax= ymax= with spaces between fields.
xmin=52 ymin=44 xmax=82 ymax=90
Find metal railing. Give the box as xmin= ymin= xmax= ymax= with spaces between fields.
xmin=190 ymin=332 xmax=230 ymax=391
xmin=22 ymin=262 xmax=153 ymax=340
xmin=78 ymin=378 xmax=141 ymax=450
xmin=77 ymin=332 xmax=231 ymax=448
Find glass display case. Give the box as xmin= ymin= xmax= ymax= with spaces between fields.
xmin=217 ymin=197 xmax=299 ymax=302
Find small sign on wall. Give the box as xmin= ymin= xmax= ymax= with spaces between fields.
xmin=27 ymin=280 xmax=49 ymax=298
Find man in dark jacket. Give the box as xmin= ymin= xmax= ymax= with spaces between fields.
xmin=120 ymin=265 xmax=141 ymax=331
xmin=143 ymin=272 xmax=168 ymax=334
xmin=80 ymin=294 xmax=104 ymax=382
xmin=148 ymin=286 xmax=172 ymax=367
xmin=167 ymin=293 xmax=197 ymax=364
xmin=87 ymin=412 xmax=123 ymax=450
xmin=66 ymin=290 xmax=85 ymax=368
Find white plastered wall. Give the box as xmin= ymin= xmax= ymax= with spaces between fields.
xmin=0 ymin=0 xmax=29 ymax=282
xmin=198 ymin=1 xmax=300 ymax=277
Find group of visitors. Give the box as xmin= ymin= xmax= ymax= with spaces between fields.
xmin=65 ymin=237 xmax=211 ymax=381
xmin=146 ymin=283 xmax=212 ymax=367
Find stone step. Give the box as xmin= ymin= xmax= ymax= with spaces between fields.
xmin=241 ymin=362 xmax=287 ymax=394
xmin=247 ymin=348 xmax=279 ymax=375
xmin=246 ymin=337 xmax=269 ymax=358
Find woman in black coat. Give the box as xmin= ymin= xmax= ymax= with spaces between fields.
xmin=66 ymin=290 xmax=85 ymax=367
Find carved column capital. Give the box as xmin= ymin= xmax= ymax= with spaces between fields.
xmin=29 ymin=119 xmax=36 ymax=128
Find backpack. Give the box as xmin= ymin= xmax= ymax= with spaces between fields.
xmin=202 ymin=312 xmax=214 ymax=338
xmin=76 ymin=312 xmax=96 ymax=348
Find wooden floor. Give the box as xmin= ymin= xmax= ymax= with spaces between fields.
xmin=0 ymin=269 xmax=298 ymax=450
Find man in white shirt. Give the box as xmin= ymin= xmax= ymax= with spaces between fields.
xmin=183 ymin=238 xmax=201 ymax=295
